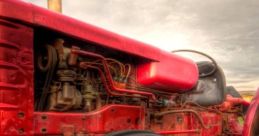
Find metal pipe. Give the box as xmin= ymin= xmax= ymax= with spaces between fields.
xmin=80 ymin=64 xmax=145 ymax=100
xmin=71 ymin=48 xmax=157 ymax=101
xmin=48 ymin=0 xmax=62 ymax=13
xmin=154 ymin=109 xmax=210 ymax=129
xmin=79 ymin=61 xmax=155 ymax=101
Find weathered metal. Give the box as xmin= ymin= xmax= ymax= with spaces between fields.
xmin=0 ymin=0 xmax=258 ymax=136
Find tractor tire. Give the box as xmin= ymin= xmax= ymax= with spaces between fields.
xmin=106 ymin=130 xmax=161 ymax=136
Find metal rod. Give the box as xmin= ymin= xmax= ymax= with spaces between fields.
xmin=154 ymin=109 xmax=210 ymax=129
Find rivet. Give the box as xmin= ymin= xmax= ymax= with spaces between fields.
xmin=41 ymin=128 xmax=47 ymax=133
xmin=41 ymin=115 xmax=48 ymax=120
xmin=18 ymin=128 xmax=24 ymax=135
xmin=17 ymin=112 xmax=25 ymax=119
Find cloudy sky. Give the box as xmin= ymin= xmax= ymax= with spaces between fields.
xmin=26 ymin=0 xmax=259 ymax=92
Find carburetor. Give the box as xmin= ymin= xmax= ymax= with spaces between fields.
xmin=48 ymin=70 xmax=82 ymax=111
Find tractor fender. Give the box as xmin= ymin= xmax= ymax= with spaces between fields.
xmin=243 ymin=88 xmax=259 ymax=136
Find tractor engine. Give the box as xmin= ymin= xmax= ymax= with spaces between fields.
xmin=32 ymin=35 xmax=244 ymax=136
xmin=35 ymin=37 xmax=199 ymax=113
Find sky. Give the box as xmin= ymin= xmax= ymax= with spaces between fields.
xmin=25 ymin=0 xmax=259 ymax=92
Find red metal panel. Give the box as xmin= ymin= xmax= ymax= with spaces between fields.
xmin=198 ymin=112 xmax=222 ymax=135
xmin=32 ymin=8 xmax=162 ymax=61
xmin=137 ymin=51 xmax=198 ymax=92
xmin=33 ymin=105 xmax=145 ymax=135
xmin=0 ymin=0 xmax=195 ymax=64
xmin=0 ymin=18 xmax=34 ymax=135
xmin=0 ymin=0 xmax=33 ymax=23
xmin=152 ymin=111 xmax=222 ymax=136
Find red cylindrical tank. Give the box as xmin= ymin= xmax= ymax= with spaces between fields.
xmin=137 ymin=51 xmax=198 ymax=92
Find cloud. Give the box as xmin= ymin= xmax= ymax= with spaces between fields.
xmin=26 ymin=0 xmax=259 ymax=91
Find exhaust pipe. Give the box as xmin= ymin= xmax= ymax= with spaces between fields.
xmin=47 ymin=0 xmax=62 ymax=13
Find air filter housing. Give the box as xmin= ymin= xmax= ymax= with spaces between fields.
xmin=137 ymin=52 xmax=198 ymax=92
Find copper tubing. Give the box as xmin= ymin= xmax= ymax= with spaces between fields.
xmin=154 ymin=109 xmax=210 ymax=129
xmin=181 ymin=101 xmax=223 ymax=115
xmin=80 ymin=64 xmax=146 ymax=100
xmin=80 ymin=64 xmax=125 ymax=97
xmin=68 ymin=46 xmax=80 ymax=66
xmin=71 ymin=48 xmax=157 ymax=101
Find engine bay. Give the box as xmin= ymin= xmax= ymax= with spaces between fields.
xmin=32 ymin=28 xmax=247 ymax=135
xmin=34 ymin=28 xmax=199 ymax=112
xmin=35 ymin=31 xmax=151 ymax=112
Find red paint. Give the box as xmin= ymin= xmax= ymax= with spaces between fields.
xmin=137 ymin=51 xmax=198 ymax=92
xmin=225 ymin=95 xmax=250 ymax=106
xmin=227 ymin=113 xmax=244 ymax=134
xmin=34 ymin=105 xmax=145 ymax=135
xmin=0 ymin=0 xmax=258 ymax=136
xmin=220 ymin=95 xmax=250 ymax=111
xmin=151 ymin=111 xmax=223 ymax=136
xmin=243 ymin=88 xmax=259 ymax=136
xmin=0 ymin=17 xmax=34 ymax=135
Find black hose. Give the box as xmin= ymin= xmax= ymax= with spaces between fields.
xmin=171 ymin=49 xmax=218 ymax=77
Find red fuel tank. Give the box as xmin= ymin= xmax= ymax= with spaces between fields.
xmin=137 ymin=51 xmax=198 ymax=92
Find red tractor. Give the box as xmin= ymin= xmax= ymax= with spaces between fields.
xmin=0 ymin=0 xmax=258 ymax=135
